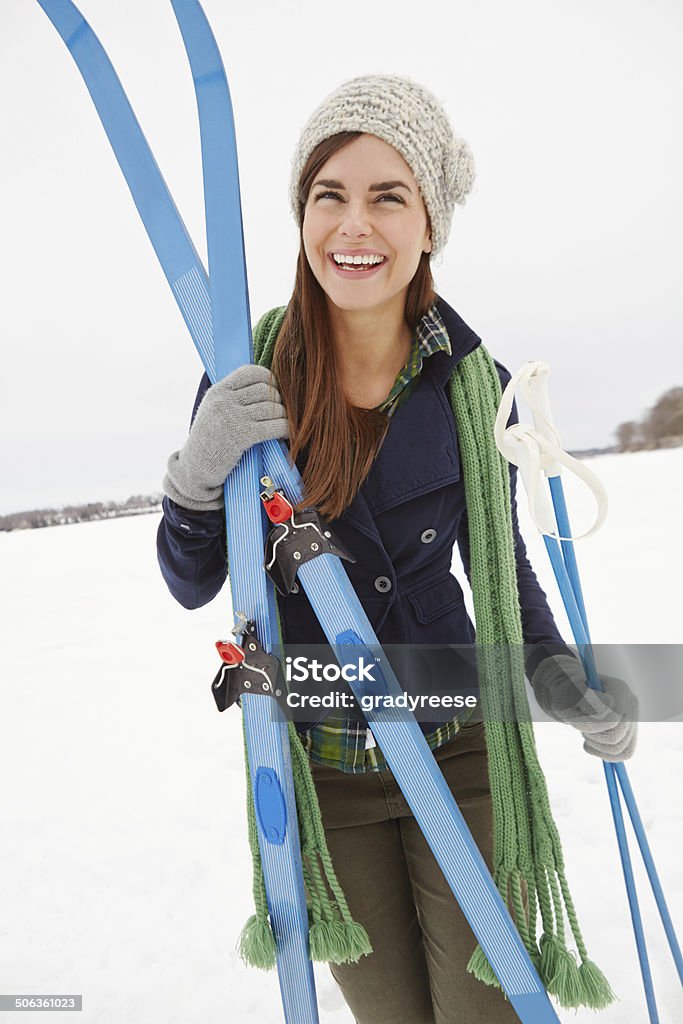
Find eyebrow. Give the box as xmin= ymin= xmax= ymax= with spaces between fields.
xmin=312 ymin=178 xmax=413 ymax=193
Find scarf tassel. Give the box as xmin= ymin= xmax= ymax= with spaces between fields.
xmin=466 ymin=862 xmax=614 ymax=1010
xmin=468 ymin=934 xmax=614 ymax=1010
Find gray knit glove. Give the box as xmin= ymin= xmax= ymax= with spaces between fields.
xmin=163 ymin=364 xmax=289 ymax=511
xmin=532 ymin=654 xmax=638 ymax=762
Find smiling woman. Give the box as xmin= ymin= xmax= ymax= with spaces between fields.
xmin=157 ymin=73 xmax=628 ymax=1024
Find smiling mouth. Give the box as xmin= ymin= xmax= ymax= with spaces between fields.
xmin=328 ymin=254 xmax=388 ymax=274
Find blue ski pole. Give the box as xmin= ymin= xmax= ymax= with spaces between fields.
xmin=495 ymin=360 xmax=683 ymax=1021
xmin=541 ymin=518 xmax=660 ymax=1024
xmin=550 ymin=476 xmax=683 ymax=989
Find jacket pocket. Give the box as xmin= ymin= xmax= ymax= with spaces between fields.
xmin=405 ymin=572 xmax=464 ymax=624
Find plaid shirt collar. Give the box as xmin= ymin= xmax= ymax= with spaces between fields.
xmin=376 ymin=302 xmax=452 ymax=417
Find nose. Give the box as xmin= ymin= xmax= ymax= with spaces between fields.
xmin=338 ymin=199 xmax=372 ymax=239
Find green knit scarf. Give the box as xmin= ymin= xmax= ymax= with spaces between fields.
xmin=237 ymin=306 xmax=615 ymax=1010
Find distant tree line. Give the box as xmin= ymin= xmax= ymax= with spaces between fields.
xmin=0 ymin=494 xmax=163 ymax=532
xmin=615 ymin=387 xmax=683 ymax=452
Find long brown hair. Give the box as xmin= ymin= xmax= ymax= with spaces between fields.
xmin=272 ymin=132 xmax=436 ymax=521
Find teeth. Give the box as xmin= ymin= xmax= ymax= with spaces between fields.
xmin=332 ymin=253 xmax=385 ymax=266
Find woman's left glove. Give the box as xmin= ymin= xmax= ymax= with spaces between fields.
xmin=531 ymin=654 xmax=638 ymax=762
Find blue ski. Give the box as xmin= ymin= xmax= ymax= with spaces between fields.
xmin=35 ymin=1 xmax=562 ymax=1020
xmin=165 ymin=2 xmax=322 ymax=1020
xmin=34 ymin=2 xmax=319 ymax=1021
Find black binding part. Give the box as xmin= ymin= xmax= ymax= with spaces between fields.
xmin=264 ymin=508 xmax=356 ymax=595
xmin=211 ymin=623 xmax=287 ymax=713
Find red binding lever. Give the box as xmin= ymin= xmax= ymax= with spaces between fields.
xmin=261 ymin=490 xmax=294 ymax=524
xmin=215 ymin=640 xmax=245 ymax=666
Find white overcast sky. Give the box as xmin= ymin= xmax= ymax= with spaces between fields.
xmin=1 ymin=0 xmax=682 ymax=514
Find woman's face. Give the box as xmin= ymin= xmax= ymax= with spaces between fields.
xmin=302 ymin=134 xmax=432 ymax=315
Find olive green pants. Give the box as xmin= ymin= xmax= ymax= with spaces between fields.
xmin=310 ymin=721 xmax=522 ymax=1024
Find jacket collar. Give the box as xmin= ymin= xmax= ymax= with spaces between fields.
xmin=429 ymin=294 xmax=481 ymax=386
xmin=338 ymin=295 xmax=481 ymax=541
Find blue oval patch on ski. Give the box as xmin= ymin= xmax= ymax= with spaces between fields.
xmin=254 ymin=767 xmax=287 ymax=845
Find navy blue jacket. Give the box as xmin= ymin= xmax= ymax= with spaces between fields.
xmin=157 ymin=295 xmax=571 ymax=727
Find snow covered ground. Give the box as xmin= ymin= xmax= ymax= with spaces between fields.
xmin=1 ymin=448 xmax=681 ymax=1023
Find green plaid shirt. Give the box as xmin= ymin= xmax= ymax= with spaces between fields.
xmin=298 ymin=303 xmax=476 ymax=773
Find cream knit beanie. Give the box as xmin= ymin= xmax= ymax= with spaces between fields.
xmin=288 ymin=74 xmax=475 ymax=256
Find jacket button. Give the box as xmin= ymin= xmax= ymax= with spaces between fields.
xmin=420 ymin=528 xmax=437 ymax=544
xmin=374 ymin=576 xmax=392 ymax=593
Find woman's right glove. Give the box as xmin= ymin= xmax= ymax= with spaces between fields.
xmin=163 ymin=364 xmax=289 ymax=511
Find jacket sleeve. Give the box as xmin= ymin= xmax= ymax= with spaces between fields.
xmin=156 ymin=372 xmax=229 ymax=609
xmin=455 ymin=361 xmax=575 ymax=680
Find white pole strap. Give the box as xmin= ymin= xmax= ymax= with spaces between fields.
xmin=494 ymin=361 xmax=608 ymax=541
